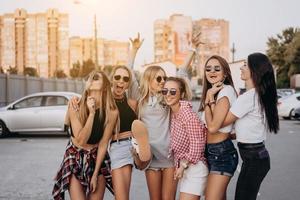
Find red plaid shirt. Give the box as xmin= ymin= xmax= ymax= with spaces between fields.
xmin=170 ymin=101 xmax=207 ymax=168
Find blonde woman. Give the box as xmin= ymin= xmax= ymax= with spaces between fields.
xmin=128 ymin=33 xmax=203 ymax=200
xmin=52 ymin=70 xmax=118 ymax=200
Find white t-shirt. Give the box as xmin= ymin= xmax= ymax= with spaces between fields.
xmin=230 ymin=88 xmax=268 ymax=143
xmin=201 ymin=85 xmax=237 ymax=133
xmin=217 ymin=85 xmax=237 ymax=133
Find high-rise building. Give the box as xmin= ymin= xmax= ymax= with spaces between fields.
xmin=69 ymin=37 xmax=129 ymax=68
xmin=154 ymin=15 xmax=229 ymax=78
xmin=194 ymin=18 xmax=229 ymax=77
xmin=0 ymin=9 xmax=69 ymax=78
xmin=154 ymin=14 xmax=193 ymax=66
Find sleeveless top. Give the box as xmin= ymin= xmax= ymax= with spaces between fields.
xmin=115 ymin=96 xmax=137 ymax=133
xmin=70 ymin=109 xmax=106 ymax=144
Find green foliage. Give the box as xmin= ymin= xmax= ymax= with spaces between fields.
xmin=7 ymin=66 xmax=18 ymax=74
xmin=54 ymin=69 xmax=67 ymax=79
xmin=24 ymin=67 xmax=38 ymax=77
xmin=266 ymin=27 xmax=300 ymax=88
xmin=70 ymin=61 xmax=80 ymax=78
xmin=81 ymin=59 xmax=95 ymax=78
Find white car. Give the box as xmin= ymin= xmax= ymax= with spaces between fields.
xmin=0 ymin=91 xmax=80 ymax=138
xmin=277 ymin=93 xmax=300 ymax=119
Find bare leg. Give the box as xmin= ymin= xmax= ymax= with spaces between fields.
xmin=161 ymin=167 xmax=177 ymax=200
xmin=179 ymin=192 xmax=200 ymax=200
xmin=112 ymin=165 xmax=133 ymax=200
xmin=69 ymin=174 xmax=87 ymax=200
xmin=89 ymin=175 xmax=106 ymax=200
xmin=145 ymin=169 xmax=162 ymax=200
xmin=205 ymin=174 xmax=231 ymax=200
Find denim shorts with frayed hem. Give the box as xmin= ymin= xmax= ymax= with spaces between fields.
xmin=205 ymin=138 xmax=238 ymax=177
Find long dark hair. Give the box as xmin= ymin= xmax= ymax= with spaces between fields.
xmin=248 ymin=53 xmax=279 ymax=133
xmin=199 ymin=55 xmax=235 ymax=111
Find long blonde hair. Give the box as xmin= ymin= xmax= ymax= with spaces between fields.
xmin=78 ymin=70 xmax=118 ymax=128
xmin=138 ymin=66 xmax=166 ymax=112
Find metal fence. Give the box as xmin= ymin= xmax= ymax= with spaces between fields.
xmin=0 ymin=74 xmax=85 ymax=106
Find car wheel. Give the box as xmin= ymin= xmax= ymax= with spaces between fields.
xmin=283 ymin=109 xmax=295 ymax=120
xmin=0 ymin=120 xmax=9 ymax=138
xmin=289 ymin=109 xmax=295 ymax=119
xmin=64 ymin=124 xmax=71 ymax=136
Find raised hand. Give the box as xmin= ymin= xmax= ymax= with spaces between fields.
xmin=192 ymin=31 xmax=204 ymax=49
xmin=86 ymin=96 xmax=96 ymax=114
xmin=129 ymin=32 xmax=144 ymax=51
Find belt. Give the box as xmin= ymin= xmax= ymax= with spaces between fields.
xmin=111 ymin=131 xmax=132 ymax=144
xmin=110 ymin=137 xmax=131 ymax=144
xmin=238 ymin=142 xmax=264 ymax=149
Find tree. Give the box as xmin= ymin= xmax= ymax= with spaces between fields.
xmin=24 ymin=67 xmax=38 ymax=77
xmin=54 ymin=69 xmax=67 ymax=79
xmin=7 ymin=66 xmax=18 ymax=74
xmin=70 ymin=61 xmax=80 ymax=78
xmin=81 ymin=59 xmax=95 ymax=78
xmin=266 ymin=27 xmax=300 ymax=88
xmin=285 ymin=32 xmax=300 ymax=77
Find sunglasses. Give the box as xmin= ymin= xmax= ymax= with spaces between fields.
xmin=205 ymin=65 xmax=222 ymax=72
xmin=92 ymin=74 xmax=101 ymax=81
xmin=156 ymin=76 xmax=167 ymax=83
xmin=114 ymin=75 xmax=130 ymax=82
xmin=161 ymin=88 xmax=177 ymax=96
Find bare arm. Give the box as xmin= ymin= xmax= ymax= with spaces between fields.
xmin=127 ymin=33 xmax=144 ymax=100
xmin=205 ymin=97 xmax=230 ymax=133
xmin=68 ymin=97 xmax=96 ymax=146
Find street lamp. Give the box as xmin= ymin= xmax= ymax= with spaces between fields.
xmin=73 ymin=0 xmax=99 ymax=70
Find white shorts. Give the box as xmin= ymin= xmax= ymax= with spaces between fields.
xmin=179 ymin=161 xmax=208 ymax=196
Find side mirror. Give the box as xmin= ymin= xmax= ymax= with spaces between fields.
xmin=8 ymin=105 xmax=15 ymax=110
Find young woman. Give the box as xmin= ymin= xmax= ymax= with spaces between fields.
xmin=163 ymin=77 xmax=208 ymax=200
xmin=128 ymin=33 xmax=203 ymax=200
xmin=69 ymin=36 xmax=150 ymax=199
xmin=208 ymin=53 xmax=279 ymax=200
xmin=108 ymin=65 xmax=139 ymax=200
xmin=199 ymin=55 xmax=239 ymax=200
xmin=52 ymin=70 xmax=118 ymax=200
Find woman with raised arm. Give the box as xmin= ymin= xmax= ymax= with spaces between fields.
xmin=52 ymin=70 xmax=118 ymax=200
xmin=127 ymin=33 xmax=203 ymax=200
xmin=163 ymin=77 xmax=208 ymax=200
xmin=199 ymin=55 xmax=239 ymax=200
xmin=206 ymin=53 xmax=279 ymax=200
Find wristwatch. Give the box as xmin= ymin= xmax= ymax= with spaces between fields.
xmin=180 ymin=161 xmax=189 ymax=169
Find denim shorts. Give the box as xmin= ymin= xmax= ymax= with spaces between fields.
xmin=205 ymin=138 xmax=238 ymax=177
xmin=109 ymin=139 xmax=134 ymax=170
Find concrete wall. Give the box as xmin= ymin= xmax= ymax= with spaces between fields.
xmin=0 ymin=74 xmax=84 ymax=106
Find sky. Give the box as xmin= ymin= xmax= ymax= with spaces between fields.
xmin=1 ymin=0 xmax=300 ymax=69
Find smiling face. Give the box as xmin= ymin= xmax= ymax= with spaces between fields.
xmin=163 ymin=80 xmax=181 ymax=107
xmin=205 ymin=58 xmax=225 ymax=85
xmin=240 ymin=61 xmax=251 ymax=81
xmin=112 ymin=68 xmax=130 ymax=97
xmin=150 ymin=69 xmax=166 ymax=93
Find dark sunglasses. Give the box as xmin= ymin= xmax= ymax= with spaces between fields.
xmin=114 ymin=75 xmax=130 ymax=82
xmin=205 ymin=65 xmax=222 ymax=72
xmin=156 ymin=76 xmax=167 ymax=83
xmin=92 ymin=73 xmax=101 ymax=80
xmin=161 ymin=88 xmax=177 ymax=96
